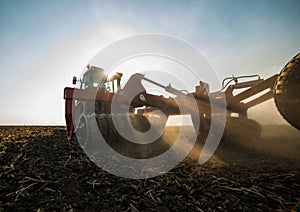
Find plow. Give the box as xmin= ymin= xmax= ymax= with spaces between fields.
xmin=63 ymin=53 xmax=300 ymax=152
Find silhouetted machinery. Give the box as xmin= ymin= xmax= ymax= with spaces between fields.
xmin=63 ymin=53 xmax=300 ymax=147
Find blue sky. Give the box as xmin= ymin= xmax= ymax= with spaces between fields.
xmin=0 ymin=0 xmax=299 ymax=125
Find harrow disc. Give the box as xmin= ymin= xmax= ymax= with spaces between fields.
xmin=274 ymin=53 xmax=300 ymax=130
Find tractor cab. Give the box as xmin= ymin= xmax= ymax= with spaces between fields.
xmin=73 ymin=65 xmax=123 ymax=93
xmin=82 ymin=66 xmax=105 ymax=89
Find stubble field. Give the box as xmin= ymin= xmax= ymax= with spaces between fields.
xmin=0 ymin=125 xmax=299 ymax=211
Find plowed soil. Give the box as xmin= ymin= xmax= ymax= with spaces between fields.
xmin=0 ymin=125 xmax=299 ymax=211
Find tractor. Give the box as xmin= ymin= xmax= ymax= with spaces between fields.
xmin=63 ymin=53 xmax=300 ymax=152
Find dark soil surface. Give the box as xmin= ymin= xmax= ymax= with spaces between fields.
xmin=0 ymin=126 xmax=299 ymax=211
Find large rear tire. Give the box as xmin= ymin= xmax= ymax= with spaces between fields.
xmin=274 ymin=53 xmax=300 ymax=130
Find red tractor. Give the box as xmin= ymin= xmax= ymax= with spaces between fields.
xmin=63 ymin=53 xmax=300 ymax=148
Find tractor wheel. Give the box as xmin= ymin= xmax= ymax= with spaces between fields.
xmin=95 ymin=114 xmax=118 ymax=142
xmin=274 ymin=53 xmax=300 ymax=130
xmin=94 ymin=113 xmax=169 ymax=158
xmin=129 ymin=113 xmax=151 ymax=132
xmin=75 ymin=114 xmax=90 ymax=149
xmin=74 ymin=103 xmax=83 ymax=127
xmin=95 ymin=113 xmax=156 ymax=143
xmin=95 ymin=114 xmax=109 ymax=140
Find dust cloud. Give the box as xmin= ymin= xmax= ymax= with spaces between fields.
xmin=162 ymin=117 xmax=300 ymax=163
xmin=248 ymin=99 xmax=287 ymax=125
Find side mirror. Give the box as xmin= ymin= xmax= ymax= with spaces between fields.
xmin=72 ymin=76 xmax=77 ymax=85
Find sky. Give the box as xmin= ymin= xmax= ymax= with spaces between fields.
xmin=0 ymin=0 xmax=299 ymax=125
